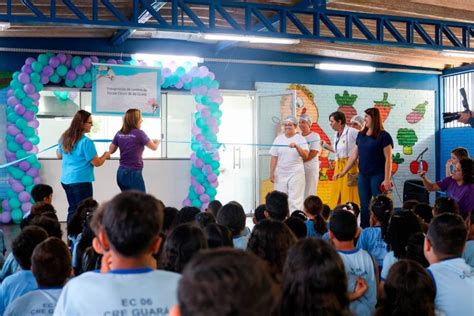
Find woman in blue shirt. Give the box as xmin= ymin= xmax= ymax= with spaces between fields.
xmin=335 ymin=108 xmax=393 ymax=228
xmin=57 ymin=110 xmax=110 ymax=230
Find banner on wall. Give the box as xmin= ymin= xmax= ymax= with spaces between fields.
xmin=92 ymin=63 xmax=161 ymax=116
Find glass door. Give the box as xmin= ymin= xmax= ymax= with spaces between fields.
xmin=256 ymin=92 xmax=296 ymax=205
xmin=215 ymin=93 xmax=255 ymax=212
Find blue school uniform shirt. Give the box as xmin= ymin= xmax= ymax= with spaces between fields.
xmin=0 ymin=253 xmax=20 ymax=282
xmin=4 ymin=288 xmax=62 ymax=316
xmin=58 ymin=135 xmax=97 ymax=184
xmin=233 ymin=227 xmax=251 ymax=250
xmin=356 ymin=226 xmax=387 ymax=268
xmin=428 ymin=258 xmax=474 ymax=316
xmin=0 ymin=270 xmax=38 ymax=314
xmin=338 ymin=249 xmax=377 ymax=316
xmin=381 ymin=251 xmax=398 ymax=280
xmin=356 ymin=131 xmax=393 ymax=175
xmin=54 ymin=268 xmax=181 ymax=316
xmin=463 ymin=240 xmax=474 ymax=268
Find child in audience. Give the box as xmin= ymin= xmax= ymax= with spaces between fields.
xmin=375 ymin=260 xmax=435 ymax=316
xmin=280 ymin=238 xmax=353 ymax=316
xmin=284 ymin=216 xmax=307 ymax=239
xmin=216 ymin=202 xmax=250 ymax=249
xmin=404 ymin=232 xmax=429 ymax=267
xmin=194 ymin=212 xmax=216 ymax=228
xmin=4 ymin=237 xmax=72 ymax=316
xmin=203 ymin=224 xmax=233 ymax=248
xmin=321 ymin=203 xmax=331 ymax=223
xmin=463 ymin=212 xmax=474 ymax=267
xmin=330 ymin=210 xmax=378 ymax=316
xmin=446 ymin=147 xmax=469 ymax=177
xmin=30 ymin=214 xmax=62 ymax=239
xmin=0 ymin=226 xmax=49 ymax=314
xmin=252 ymin=204 xmax=266 ymax=224
xmin=171 ymin=249 xmax=280 ymax=316
xmin=432 ymin=196 xmax=459 ymax=216
xmin=265 ymin=190 xmax=289 ymax=221
xmin=424 ymin=213 xmax=474 ymax=315
xmin=381 ymin=210 xmax=422 ymax=281
xmin=160 ymin=223 xmax=208 ymax=273
xmin=412 ymin=203 xmax=433 ymax=233
xmin=172 ymin=207 xmax=200 ymax=227
xmin=54 ymin=191 xmax=181 ymax=315
xmin=206 ymin=200 xmax=222 ymax=218
xmin=247 ymin=219 xmax=297 ymax=281
xmin=303 ymin=195 xmax=327 ymax=237
xmin=162 ymin=207 xmax=178 ymax=235
xmin=21 ymin=184 xmax=54 ymax=228
xmin=357 ymin=195 xmax=391 ymax=270
xmin=21 ymin=201 xmax=57 ymax=229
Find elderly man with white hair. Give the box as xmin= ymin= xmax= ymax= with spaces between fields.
xmin=269 ymin=115 xmax=309 ymax=212
xmin=298 ymin=114 xmax=322 ymax=198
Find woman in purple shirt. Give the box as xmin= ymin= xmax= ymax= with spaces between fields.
xmin=420 ymin=158 xmax=474 ymax=217
xmin=109 ymin=109 xmax=160 ymax=192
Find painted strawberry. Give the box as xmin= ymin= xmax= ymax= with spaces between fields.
xmin=406 ymin=101 xmax=428 ymax=124
xmin=391 ymin=153 xmax=405 ymax=175
xmin=409 ymin=160 xmax=428 ymax=174
xmin=373 ymin=92 xmax=395 ymax=122
xmin=335 ymin=90 xmax=358 ymax=122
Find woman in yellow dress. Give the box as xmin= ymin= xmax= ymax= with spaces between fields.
xmin=322 ymin=111 xmax=360 ymax=208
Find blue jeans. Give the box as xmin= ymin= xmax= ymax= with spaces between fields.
xmin=62 ymin=182 xmax=93 ymax=229
xmin=117 ymin=167 xmax=146 ymax=193
xmin=358 ymin=173 xmax=384 ymax=228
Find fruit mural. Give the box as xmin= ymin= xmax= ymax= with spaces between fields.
xmin=391 ymin=153 xmax=404 ymax=175
xmin=406 ymin=101 xmax=428 ymax=124
xmin=335 ymin=90 xmax=358 ymax=122
xmin=396 ymin=128 xmax=418 ymax=155
xmin=373 ymin=92 xmax=395 ymax=122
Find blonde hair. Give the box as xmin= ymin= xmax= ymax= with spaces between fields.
xmin=120 ymin=109 xmax=141 ymax=134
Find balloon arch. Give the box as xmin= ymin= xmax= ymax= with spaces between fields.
xmin=2 ymin=52 xmax=222 ymax=223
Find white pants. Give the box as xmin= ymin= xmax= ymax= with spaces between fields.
xmin=304 ymin=166 xmax=319 ymax=198
xmin=274 ymin=171 xmax=305 ymax=212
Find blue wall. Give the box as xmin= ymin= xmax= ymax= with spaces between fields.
xmin=440 ymin=127 xmax=474 ymax=176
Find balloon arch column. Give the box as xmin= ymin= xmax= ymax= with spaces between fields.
xmin=2 ymin=52 xmax=222 ymax=223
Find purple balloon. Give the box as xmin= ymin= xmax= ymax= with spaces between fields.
xmin=14 ymin=104 xmax=26 ymax=115
xmin=7 ymin=89 xmax=14 ymax=97
xmin=208 ymin=88 xmax=220 ymax=98
xmin=207 ymin=174 xmax=218 ymax=182
xmin=201 ymin=109 xmax=210 ymax=118
xmin=40 ymin=75 xmax=49 ymax=85
xmin=82 ymin=57 xmax=92 ymax=69
xmin=0 ymin=211 xmax=11 ymax=223
xmin=22 ymin=141 xmax=33 ymax=151
xmin=190 ymin=153 xmax=197 ymax=162
xmin=26 ymin=168 xmax=39 ymax=177
xmin=1 ymin=199 xmax=9 ymax=210
xmin=91 ymin=56 xmax=99 ymax=63
xmin=21 ymin=202 xmax=33 ymax=213
xmin=198 ymin=66 xmax=209 ymax=77
xmin=21 ymin=65 xmax=33 ymax=74
xmin=205 ymin=143 xmax=213 ymax=151
xmin=195 ymin=159 xmax=204 ymax=168
xmin=25 ymin=57 xmax=36 ymax=65
xmin=28 ymin=119 xmax=40 ymax=128
xmin=195 ymin=185 xmax=205 ymax=195
xmin=207 ymin=117 xmax=218 ymax=127
xmin=212 ymin=96 xmax=224 ymax=104
xmin=196 ymin=104 xmax=205 ymax=112
xmin=75 ymin=64 xmax=86 ymax=75
xmin=107 ymin=59 xmax=117 ymax=64
xmin=5 ymin=150 xmax=16 ymax=160
xmin=31 ymin=147 xmax=39 ymax=154
xmin=19 ymin=161 xmax=30 ymax=171
xmin=175 ymin=81 xmax=183 ymax=89
xmin=162 ymin=68 xmax=172 ymax=78
xmin=7 ymin=96 xmax=19 ymax=106
xmin=208 ymin=72 xmax=215 ymax=80
xmin=196 ymin=134 xmax=205 ymax=142
xmin=23 ymin=111 xmax=35 ymax=121
xmin=210 ymin=181 xmax=218 ymax=188
xmin=49 ymin=57 xmax=60 ymax=68
xmin=23 ymin=83 xmax=35 ymax=94
xmin=57 ymin=53 xmax=67 ymax=64
xmin=11 ymin=181 xmax=24 ymax=193
xmin=18 ymin=72 xmax=30 ymax=84
xmin=66 ymin=70 xmax=77 ymax=81
xmin=15 ymin=134 xmax=26 ymax=144
xmin=34 ymin=176 xmax=41 ymax=185
xmin=183 ymin=198 xmax=192 ymax=207
xmin=42 ymin=65 xmax=54 ymax=76
xmin=182 ymin=74 xmax=192 ymax=83
xmin=203 ymin=165 xmax=213 ymax=174
xmin=31 ymin=92 xmax=40 ymax=101
xmin=19 ymin=191 xmax=30 ymax=203
xmin=200 ymin=194 xmax=210 ymax=203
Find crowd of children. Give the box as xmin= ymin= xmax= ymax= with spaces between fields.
xmin=0 ymin=181 xmax=472 ymax=316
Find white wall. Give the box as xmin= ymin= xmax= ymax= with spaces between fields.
xmin=40 ymin=159 xmax=191 ymax=222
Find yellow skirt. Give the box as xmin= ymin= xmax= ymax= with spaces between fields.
xmin=328 ymin=158 xmax=360 ymax=209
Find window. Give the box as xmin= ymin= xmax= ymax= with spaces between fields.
xmin=443 ymin=72 xmax=473 ymax=128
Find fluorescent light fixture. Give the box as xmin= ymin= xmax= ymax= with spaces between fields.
xmin=0 ymin=22 xmax=10 ymax=31
xmin=132 ymin=53 xmax=203 ymax=65
xmin=202 ymin=33 xmax=300 ymax=45
xmin=316 ymin=63 xmax=376 ymax=73
xmin=442 ymin=50 xmax=474 ymax=58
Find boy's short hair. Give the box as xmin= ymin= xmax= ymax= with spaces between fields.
xmin=178 ymin=249 xmax=280 ymax=316
xmin=30 ymin=215 xmax=62 ymax=239
xmin=31 ymin=237 xmax=71 ymax=287
xmin=207 ymin=200 xmax=222 ymax=218
xmin=253 ymin=204 xmax=266 ymax=223
xmin=12 ymin=226 xmax=49 ymax=270
xmin=284 ymin=217 xmax=307 ymax=239
xmin=265 ymin=190 xmax=289 ymax=221
xmin=329 ymin=210 xmax=358 ymax=242
xmin=433 ymin=197 xmax=459 ymax=216
xmin=413 ymin=203 xmax=433 ymax=224
xmin=216 ymin=202 xmax=246 ymax=237
xmin=195 ymin=212 xmax=216 ymax=228
xmin=163 ymin=207 xmax=178 ymax=233
xmin=173 ymin=207 xmax=201 ymax=227
xmin=427 ymin=213 xmax=467 ymax=257
xmin=102 ymin=191 xmax=164 ymax=257
xmin=31 ymin=202 xmax=56 ymax=216
xmin=203 ymin=223 xmax=233 ymax=248
xmin=31 ymin=184 xmax=53 ymax=203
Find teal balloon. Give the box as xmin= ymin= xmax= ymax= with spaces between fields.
xmin=8 ymin=198 xmax=21 ymax=210
xmin=15 ymin=118 xmax=28 ymax=129
xmin=175 ymin=67 xmax=186 ymax=77
xmin=7 ymin=112 xmax=19 ymax=123
xmin=203 ymin=155 xmax=213 ymax=164
xmin=30 ymin=106 xmax=39 ymax=114
xmin=46 ymin=52 xmax=54 ymax=57
xmin=191 ymin=166 xmax=200 ymax=176
xmin=212 ymin=110 xmax=223 ymax=119
xmin=194 ymin=112 xmax=202 ymax=120
xmin=83 ymin=72 xmax=92 ymax=83
xmin=9 ymin=167 xmax=24 ymax=180
xmin=201 ymin=96 xmax=211 ymax=105
xmin=183 ymin=83 xmax=191 ymax=90
xmin=11 ymin=209 xmax=23 ymax=224
xmin=32 ymin=162 xmax=41 ymax=169
xmin=38 ymin=54 xmax=49 ymax=65
xmin=50 ymin=74 xmax=60 ymax=83
xmin=10 ymin=79 xmax=22 ymax=89
xmin=26 ymin=184 xmax=34 ymax=192
xmin=30 ymin=72 xmax=41 ymax=83
xmin=14 ymin=89 xmax=26 ymax=100
xmin=74 ymin=77 xmax=84 ymax=88
xmin=6 ymin=135 xmax=13 ymax=143
xmin=196 ymin=118 xmax=206 ymax=128
xmin=33 ymin=82 xmax=43 ymax=92
xmin=7 ymin=188 xmax=16 ymax=198
xmin=65 ymin=79 xmax=74 ymax=87
xmin=209 ymin=80 xmax=220 ymax=89
xmin=206 ymin=187 xmax=217 ymax=197
xmin=202 ymin=77 xmax=212 ymax=87
xmin=23 ymin=127 xmax=35 ymax=138
xmin=188 ymin=188 xmax=198 ymax=200
xmin=211 ymin=161 xmax=220 ymax=169
xmin=29 ymin=135 xmax=40 ymax=145
xmin=21 ymin=175 xmax=33 ymax=186
xmin=56 ymin=65 xmax=68 ymax=76
xmin=12 ymin=71 xmax=20 ymax=80
xmin=191 ymin=142 xmax=200 ymax=151
xmin=191 ymin=78 xmax=202 ymax=87
xmin=208 ymin=103 xmax=219 ymax=112
xmin=22 ymin=97 xmax=33 ymax=107
xmin=32 ymin=61 xmax=43 ymax=73
xmin=16 ymin=149 xmax=27 ymax=159
xmin=71 ymin=56 xmax=82 ymax=68
xmin=26 ymin=155 xmax=38 ymax=164
xmin=7 ymin=141 xmax=20 ymax=152
xmin=194 ymin=95 xmax=202 ymax=104
xmin=191 ymin=199 xmax=202 ymax=208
